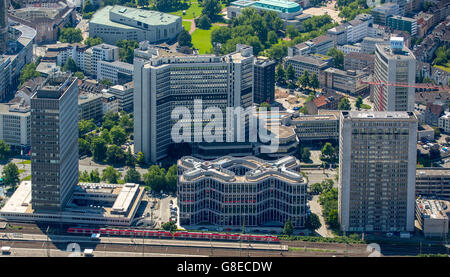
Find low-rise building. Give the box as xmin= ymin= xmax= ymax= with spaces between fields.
xmin=439 ymin=112 xmax=450 ymax=134
xmin=89 ymin=5 xmax=182 ymax=45
xmin=283 ymin=112 xmax=340 ymax=141
xmin=288 ymin=35 xmax=334 ymax=56
xmin=386 ymin=15 xmax=417 ymax=36
xmin=424 ymin=102 xmax=445 ymax=127
xmin=97 ymin=60 xmax=133 ymax=85
xmin=344 ymin=52 xmax=375 ymax=71
xmin=416 ymin=168 xmax=450 ymax=201
xmin=321 ymin=68 xmax=370 ymax=96
xmin=284 ymin=53 xmax=333 ymax=79
xmin=337 ymin=44 xmax=362 ymax=54
xmin=177 ymin=156 xmax=308 ymax=228
xmin=371 ymin=3 xmax=400 ymax=25
xmin=415 ymin=198 xmax=449 ymax=237
xmin=0 ymin=103 xmax=30 ymax=151
xmin=417 ymin=123 xmax=435 ymax=141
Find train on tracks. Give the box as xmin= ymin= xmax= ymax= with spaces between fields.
xmin=67 ymin=227 xmax=280 ymax=243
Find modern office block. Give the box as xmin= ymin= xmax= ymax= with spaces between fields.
xmin=339 ymin=111 xmax=418 ymax=233
xmin=253 ymin=57 xmax=275 ymax=104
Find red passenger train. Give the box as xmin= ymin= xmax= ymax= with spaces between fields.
xmin=67 ymin=227 xmax=280 ymax=243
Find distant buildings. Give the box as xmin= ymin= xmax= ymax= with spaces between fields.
xmin=386 ymin=15 xmax=417 ymax=36
xmin=416 ymin=168 xmax=450 ymax=201
xmin=30 ymin=73 xmax=79 ymax=211
xmin=288 ymin=35 xmax=334 ymax=56
xmin=89 ymin=5 xmax=182 ymax=45
xmin=327 ymin=14 xmax=374 ymax=46
xmin=97 ymin=60 xmax=133 ymax=85
xmin=8 ymin=1 xmax=75 ymax=44
xmin=424 ymin=102 xmax=445 ymax=126
xmin=371 ymin=3 xmax=401 ymax=25
xmin=284 ymin=53 xmax=333 ymax=80
xmin=415 ymin=198 xmax=449 ymax=237
xmin=321 ymin=68 xmax=370 ymax=95
xmin=253 ymin=57 xmax=276 ymax=104
xmin=339 ymin=111 xmax=418 ymax=233
xmin=344 ymin=52 xmax=375 ymax=71
xmin=177 ymin=156 xmax=307 ymax=227
xmin=438 ymin=112 xmax=450 ymax=134
xmin=372 ymin=37 xmax=416 ymax=112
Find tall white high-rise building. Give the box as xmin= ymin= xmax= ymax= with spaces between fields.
xmin=372 ymin=37 xmax=416 ymax=112
xmin=339 ymin=111 xmax=418 ymax=233
xmin=133 ymin=42 xmax=254 ymax=163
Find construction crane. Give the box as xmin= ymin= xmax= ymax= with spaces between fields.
xmin=358 ymin=80 xmax=448 ymax=110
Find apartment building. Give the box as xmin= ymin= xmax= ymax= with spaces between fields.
xmin=438 ymin=112 xmax=450 ymax=134
xmin=134 ymin=42 xmax=254 ymax=163
xmin=339 ymin=111 xmax=418 ymax=233
xmin=177 ymin=156 xmax=308 ymax=228
xmin=326 ymin=14 xmax=373 ymax=46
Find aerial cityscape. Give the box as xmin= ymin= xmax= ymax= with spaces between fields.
xmin=0 ymin=0 xmax=448 ymax=262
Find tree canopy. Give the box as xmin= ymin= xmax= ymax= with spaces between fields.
xmin=59 ymin=28 xmax=83 ymax=43
xmin=2 ymin=162 xmax=20 ymax=187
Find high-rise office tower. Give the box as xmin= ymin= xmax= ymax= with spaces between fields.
xmin=339 ymin=111 xmax=417 ymax=233
xmin=253 ymin=57 xmax=276 ymax=104
xmin=134 ymin=42 xmax=254 ymax=163
xmin=373 ymin=37 xmax=416 ymax=112
xmin=31 ymin=73 xmax=79 ymax=211
xmin=0 ymin=0 xmax=8 ymax=54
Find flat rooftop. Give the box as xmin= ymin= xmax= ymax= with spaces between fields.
xmin=416 ymin=199 xmax=449 ymax=219
xmin=90 ymin=5 xmax=180 ymax=28
xmin=342 ymin=111 xmax=416 ymax=120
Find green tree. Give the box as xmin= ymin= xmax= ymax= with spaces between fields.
xmin=106 ymin=145 xmax=126 ymax=164
xmin=197 ymin=14 xmax=212 ymax=29
xmin=327 ymin=48 xmax=344 ymax=70
xmin=91 ymin=137 xmax=107 ymax=162
xmin=266 ymin=43 xmax=287 ymax=61
xmin=201 ymin=0 xmax=222 ymax=20
xmin=124 ymin=167 xmax=141 ymax=183
xmin=338 ymin=97 xmax=351 ymax=110
xmin=286 ymin=64 xmax=296 ymax=82
xmin=283 ymin=219 xmax=294 ymax=236
xmin=258 ymin=101 xmax=271 ymax=111
xmin=137 ymin=151 xmax=145 ymax=165
xmin=125 ymin=148 xmax=136 ymax=167
xmin=298 ymin=71 xmax=310 ymax=88
xmin=116 ymin=40 xmax=139 ymax=63
xmin=211 ymin=27 xmax=232 ymax=44
xmin=0 ymin=140 xmax=11 ymax=161
xmin=310 ymin=183 xmax=322 ymax=194
xmin=301 ymin=147 xmax=311 ymax=162
xmin=59 ymin=28 xmax=83 ymax=43
xmin=99 ymin=79 xmax=113 ymax=87
xmin=90 ymin=169 xmax=101 ymax=183
xmin=310 ymin=72 xmax=319 ymax=90
xmin=74 ymin=71 xmax=85 ymax=80
xmin=177 ymin=29 xmax=192 ymax=47
xmin=79 ymin=170 xmax=91 ymax=182
xmin=320 ymin=142 xmax=337 ymax=164
xmin=19 ymin=62 xmax=41 ymax=86
xmin=2 ymin=163 xmax=20 ymax=187
xmin=110 ymin=125 xmax=127 ymax=146
xmin=286 ymin=25 xmax=299 ymax=38
xmin=165 ymin=164 xmax=177 ymax=193
xmin=102 ymin=166 xmax=121 ymax=184
xmin=79 ymin=138 xmax=91 ymax=156
xmin=78 ymin=119 xmax=96 ymax=136
xmin=82 ymin=0 xmax=96 ymax=13
xmin=162 ymin=221 xmax=177 ymax=232
xmin=275 ymin=63 xmax=285 ymax=84
xmin=84 ymin=37 xmax=103 ymax=47
xmin=267 ymin=30 xmax=278 ymax=46
xmin=306 ymin=213 xmax=322 ymax=231
xmin=355 ymin=96 xmax=363 ymax=110
xmin=143 ymin=165 xmax=167 ymax=192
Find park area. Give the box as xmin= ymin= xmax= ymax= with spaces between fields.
xmin=169 ymin=1 xmax=227 ymax=53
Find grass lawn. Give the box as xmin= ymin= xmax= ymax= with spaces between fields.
xmin=191 ymin=25 xmax=220 ymax=54
xmin=360 ymin=103 xmax=371 ymax=109
xmin=21 ymin=175 xmax=31 ymax=181
xmin=182 ymin=20 xmax=192 ymax=32
xmin=169 ymin=1 xmax=203 ymax=19
xmin=18 ymin=160 xmax=31 ymax=165
xmin=434 ymin=64 xmax=450 ymax=73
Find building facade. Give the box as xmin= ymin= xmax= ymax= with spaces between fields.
xmin=30 ymin=74 xmax=79 ymax=211
xmin=253 ymin=57 xmax=275 ymax=104
xmin=339 ymin=111 xmax=418 ymax=233
xmin=177 ymin=156 xmax=308 ymax=228
xmin=134 ymin=42 xmax=254 ymax=163
xmin=89 ymin=5 xmax=182 ymax=45
xmin=372 ymin=37 xmax=416 ymax=112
